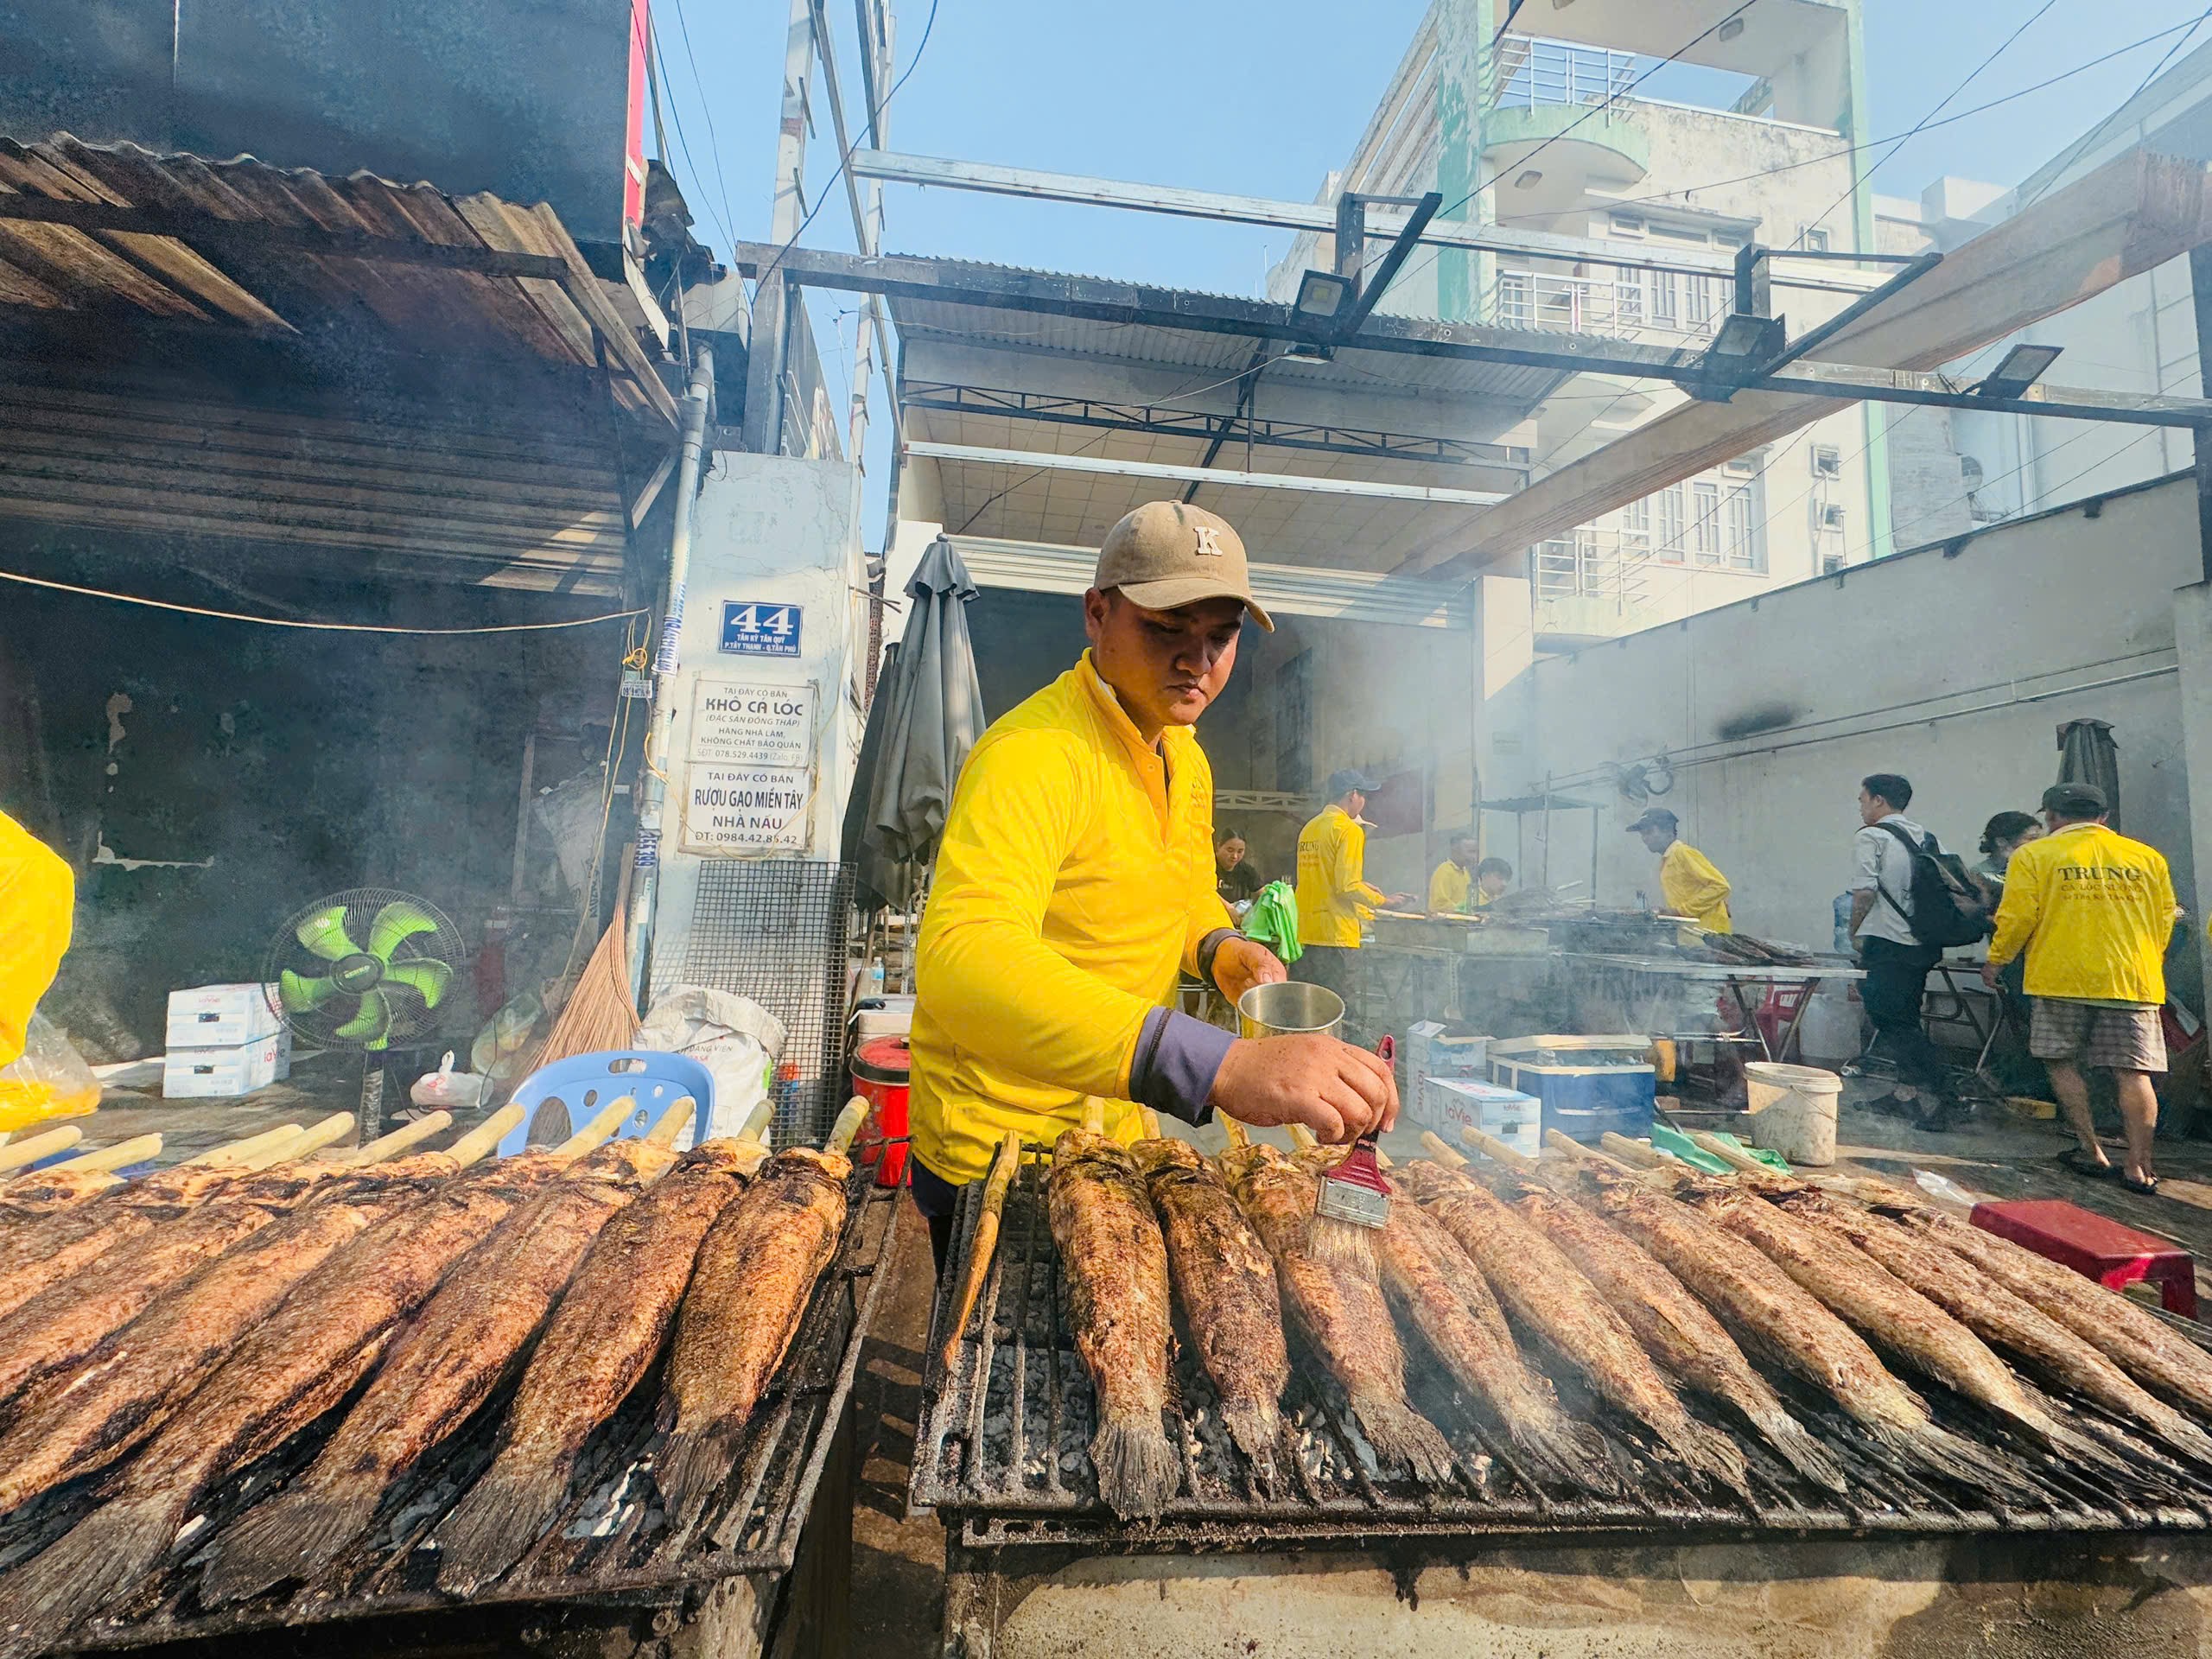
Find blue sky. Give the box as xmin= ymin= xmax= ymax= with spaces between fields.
xmin=649 ymin=0 xmax=2212 ymax=539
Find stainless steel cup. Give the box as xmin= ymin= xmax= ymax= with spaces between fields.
xmin=1236 ymin=980 xmax=1344 ymax=1040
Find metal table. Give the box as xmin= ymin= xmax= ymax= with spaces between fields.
xmin=1556 ymin=952 xmax=1866 ymax=1063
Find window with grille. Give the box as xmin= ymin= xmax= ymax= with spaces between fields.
xmin=1656 ymin=484 xmax=1685 ymax=562
xmin=1620 ymin=494 xmax=1651 ymax=556
xmin=1690 ymin=481 xmax=1722 ymax=563
xmin=1724 ymin=485 xmax=1760 ymax=569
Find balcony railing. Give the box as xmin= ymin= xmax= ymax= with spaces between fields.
xmin=1488 ymin=35 xmax=1638 ymax=114
xmin=1491 ymin=267 xmax=1729 ymax=343
xmin=1533 ymin=530 xmax=1649 ymax=609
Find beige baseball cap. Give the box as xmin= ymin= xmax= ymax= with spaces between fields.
xmin=1092 ymin=501 xmax=1274 ymax=631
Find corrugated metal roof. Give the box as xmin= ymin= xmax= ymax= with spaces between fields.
xmin=0 ymin=134 xmax=674 ymax=426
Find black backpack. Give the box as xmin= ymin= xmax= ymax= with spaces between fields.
xmin=1874 ymin=822 xmax=1993 ymax=948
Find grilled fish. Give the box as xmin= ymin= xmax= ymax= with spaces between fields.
xmin=1132 ymin=1137 xmax=1288 ymax=1480
xmin=0 ymin=1166 xmax=248 ymax=1322
xmin=1683 ymin=1176 xmax=2093 ymax=1464
xmin=1224 ymin=1145 xmax=1453 ymax=1482
xmin=655 ymin=1142 xmax=853 ymax=1531
xmin=199 ymin=1142 xmax=672 ymax=1605
xmin=1897 ymin=1204 xmax=2212 ymax=1421
xmin=1040 ymin=1128 xmax=1181 ymax=1519
xmin=0 ymin=1157 xmax=556 ymax=1659
xmin=1373 ymin=1173 xmax=1608 ymax=1491
xmin=0 ymin=1166 xmax=123 ymax=1224
xmin=1399 ymin=1161 xmax=1748 ymax=1496
xmin=0 ymin=1160 xmax=460 ymax=1517
xmin=435 ymin=1141 xmax=760 ymax=1594
xmin=1770 ymin=1186 xmax=2212 ymax=1462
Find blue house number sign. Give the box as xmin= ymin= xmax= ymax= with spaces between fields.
xmin=720 ymin=601 xmax=803 ymax=657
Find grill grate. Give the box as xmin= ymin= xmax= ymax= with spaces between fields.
xmin=4 ymin=1175 xmax=900 ymax=1653
xmin=651 ymin=859 xmax=859 ymax=1145
xmin=913 ymin=1160 xmax=2212 ymax=1550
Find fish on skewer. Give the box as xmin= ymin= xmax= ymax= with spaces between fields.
xmin=1224 ymin=1141 xmax=1455 ymax=1482
xmin=199 ymin=1128 xmax=683 ymax=1607
xmin=1459 ymin=1147 xmax=1844 ymax=1493
xmin=0 ymin=1145 xmax=563 ymax=1658
xmin=1396 ymin=1160 xmax=1750 ymax=1497
xmin=1765 ymin=1184 xmax=2212 ymax=1463
xmin=1131 ymin=1135 xmax=1289 ymax=1482
xmin=1038 ymin=1106 xmax=1181 ymax=1521
xmin=654 ymin=1099 xmax=868 ymax=1534
xmin=435 ymin=1128 xmax=771 ymax=1595
xmin=0 ymin=1135 xmax=159 ymax=1223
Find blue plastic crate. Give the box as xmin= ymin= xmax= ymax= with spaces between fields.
xmin=1487 ymin=1035 xmax=1656 ymax=1146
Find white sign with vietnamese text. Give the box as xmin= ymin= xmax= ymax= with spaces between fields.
xmin=689 ymin=679 xmax=814 ymax=769
xmin=681 ymin=765 xmax=812 ymax=853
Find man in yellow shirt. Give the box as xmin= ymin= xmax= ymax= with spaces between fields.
xmin=1295 ymin=770 xmax=1411 ymax=1001
xmin=1427 ymin=836 xmax=1512 ymax=913
xmin=909 ymin=502 xmax=1398 ymax=1269
xmin=1983 ymin=783 xmax=2177 ymax=1194
xmin=1 ymin=809 xmax=73 ymax=1070
xmin=1627 ymin=808 xmax=1732 ymax=937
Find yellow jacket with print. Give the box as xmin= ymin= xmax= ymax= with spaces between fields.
xmin=1427 ymin=860 xmax=1471 ymax=914
xmin=1296 ymin=805 xmax=1386 ymax=947
xmin=0 ymin=810 xmax=73 ymax=1068
xmin=1988 ymin=822 xmax=2176 ymax=1003
xmin=909 ymin=652 xmax=1233 ymax=1184
xmin=1661 ymin=840 xmax=1732 ymax=936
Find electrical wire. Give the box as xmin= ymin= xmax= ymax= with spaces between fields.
xmin=643 ymin=16 xmax=737 ymax=257
xmin=2017 ymin=2 xmax=2212 ymax=212
xmin=666 ymin=0 xmax=743 ymax=261
xmin=0 ymin=569 xmax=645 ymax=634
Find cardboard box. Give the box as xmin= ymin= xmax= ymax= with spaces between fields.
xmin=165 ymin=983 xmax=283 ymax=1051
xmin=1417 ymin=1077 xmax=1541 ymax=1161
xmin=163 ymin=1032 xmax=292 ymax=1100
xmin=1404 ymin=1022 xmax=1488 ymax=1089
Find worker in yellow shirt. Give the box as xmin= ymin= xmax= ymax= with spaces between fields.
xmin=1 ymin=809 xmax=73 ymax=1070
xmin=1427 ymin=836 xmax=1514 ymax=913
xmin=1983 ymin=783 xmax=2179 ymax=1194
xmin=908 ymin=503 xmax=1398 ymax=1271
xmin=1294 ymin=770 xmax=1412 ymax=1003
xmin=1627 ymin=807 xmax=1732 ymax=938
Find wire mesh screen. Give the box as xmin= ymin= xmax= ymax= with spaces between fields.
xmin=652 ymin=859 xmax=857 ymax=1144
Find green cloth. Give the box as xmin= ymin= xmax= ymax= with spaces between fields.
xmin=1243 ymin=879 xmax=1303 ymax=964
xmin=1648 ymin=1123 xmax=1790 ymax=1174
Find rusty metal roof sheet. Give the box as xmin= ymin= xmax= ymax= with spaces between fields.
xmin=0 ymin=133 xmax=675 ymax=426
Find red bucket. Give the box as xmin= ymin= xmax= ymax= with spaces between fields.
xmin=850 ymin=1035 xmax=912 ymax=1187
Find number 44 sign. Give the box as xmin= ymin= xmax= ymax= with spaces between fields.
xmin=720 ymin=601 xmax=802 ymax=658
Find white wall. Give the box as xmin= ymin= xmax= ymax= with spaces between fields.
xmin=1492 ymin=474 xmax=2202 ymax=1001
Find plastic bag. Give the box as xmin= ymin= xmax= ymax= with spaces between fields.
xmin=1242 ymin=879 xmax=1303 ymax=965
xmin=0 ymin=1013 xmax=101 ymax=1133
xmin=639 ymin=987 xmax=786 ymax=1141
xmin=410 ymin=1051 xmax=493 ymax=1111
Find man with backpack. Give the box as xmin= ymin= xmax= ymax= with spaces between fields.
xmin=1981 ymin=783 xmax=2178 ymax=1194
xmin=1848 ymin=772 xmax=1990 ymax=1128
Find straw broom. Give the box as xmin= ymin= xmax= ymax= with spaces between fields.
xmin=531 ymin=899 xmax=642 ymax=1071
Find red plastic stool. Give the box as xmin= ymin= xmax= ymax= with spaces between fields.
xmin=1970 ymin=1198 xmax=2198 ymax=1319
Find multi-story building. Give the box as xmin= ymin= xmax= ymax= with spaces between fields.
xmin=1266 ymin=0 xmax=1881 ymax=652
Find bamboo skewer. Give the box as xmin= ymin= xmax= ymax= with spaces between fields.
xmin=1221 ymin=1116 xmax=1252 ymax=1149
xmin=826 ymin=1096 xmax=872 ymax=1155
xmin=1137 ymin=1107 xmax=1161 ymax=1138
xmin=1078 ymin=1095 xmax=1108 ymax=1135
xmin=249 ymin=1113 xmax=356 ymax=1167
xmin=550 ymin=1096 xmax=641 ymax=1162
xmin=1688 ymin=1129 xmax=1781 ymax=1176
xmin=0 ymin=1126 xmax=83 ymax=1173
xmin=940 ymin=1129 xmax=1023 ymax=1373
xmin=327 ymin=1112 xmax=453 ymax=1166
xmin=35 ymin=1135 xmax=162 ymax=1178
xmin=645 ymin=1097 xmax=697 ymax=1147
xmin=1461 ymin=1124 xmax=1542 ymax=1173
xmin=184 ymin=1123 xmax=303 ymax=1168
xmin=1601 ymin=1132 xmax=1677 ymax=1169
xmin=1419 ymin=1129 xmax=1469 ymax=1168
xmin=441 ymin=1104 xmax=527 ymax=1167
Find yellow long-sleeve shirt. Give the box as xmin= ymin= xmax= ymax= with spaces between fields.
xmin=1427 ymin=860 xmax=1471 ymax=914
xmin=1988 ymin=822 xmax=2176 ymax=1004
xmin=1661 ymin=840 xmax=1732 ymax=936
xmin=1296 ymin=804 xmax=1386 ymax=947
xmin=909 ymin=652 xmax=1231 ymax=1184
xmin=0 ymin=810 xmax=73 ymax=1069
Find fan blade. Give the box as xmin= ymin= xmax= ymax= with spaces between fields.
xmin=367 ymin=900 xmax=441 ymax=963
xmin=278 ymin=969 xmax=342 ymax=1014
xmin=296 ymin=905 xmax=363 ymax=962
xmin=333 ymin=990 xmax=392 ymax=1046
xmin=382 ymin=959 xmax=452 ymax=1010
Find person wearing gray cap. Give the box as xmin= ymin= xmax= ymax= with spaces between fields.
xmin=905 ymin=500 xmax=1399 ymax=1272
xmin=1982 ymin=782 xmax=2182 ymax=1194
xmin=1294 ymin=767 xmax=1413 ymax=1003
xmin=1625 ymin=806 xmax=1732 ymax=940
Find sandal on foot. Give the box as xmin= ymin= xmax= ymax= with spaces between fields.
xmin=2122 ymin=1173 xmax=2160 ymax=1196
xmin=2058 ymin=1148 xmax=2119 ymax=1180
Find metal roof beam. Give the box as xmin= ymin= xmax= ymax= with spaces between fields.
xmin=905 ymin=439 xmax=1510 ymax=505
xmin=848 ymin=148 xmax=1881 ymax=295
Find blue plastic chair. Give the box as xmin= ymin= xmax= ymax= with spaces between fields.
xmin=497 ymin=1049 xmax=717 ymax=1158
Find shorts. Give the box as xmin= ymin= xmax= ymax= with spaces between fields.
xmin=2028 ymin=999 xmax=2167 ymax=1073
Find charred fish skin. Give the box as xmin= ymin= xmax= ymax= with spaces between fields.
xmin=1398 ymin=1162 xmax=1749 ymax=1497
xmin=655 ymin=1145 xmax=853 ymax=1533
xmin=436 ymin=1141 xmax=757 ymax=1595
xmin=1046 ymin=1128 xmax=1183 ymax=1521
xmin=1478 ymin=1166 xmax=1845 ymax=1495
xmin=199 ymin=1142 xmax=671 ymax=1607
xmin=0 ymin=1169 xmax=452 ymax=1518
xmin=1229 ymin=1147 xmax=1455 ymax=1484
xmin=0 ymin=1160 xmax=552 ymax=1659
xmin=1132 ymin=1137 xmax=1290 ymax=1478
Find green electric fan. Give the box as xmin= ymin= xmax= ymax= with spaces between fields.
xmin=261 ymin=890 xmax=467 ymax=1140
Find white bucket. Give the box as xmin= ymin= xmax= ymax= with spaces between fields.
xmin=1743 ymin=1061 xmax=1842 ymax=1166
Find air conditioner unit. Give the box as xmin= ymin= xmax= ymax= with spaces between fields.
xmin=1822 ymin=555 xmax=1846 ymax=575
xmin=1820 ymin=504 xmax=1848 ymax=531
xmin=1810 ymin=445 xmax=1843 ymax=480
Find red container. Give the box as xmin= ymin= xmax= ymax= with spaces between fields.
xmin=850 ymin=1035 xmax=912 ymax=1187
xmin=1972 ymin=1198 xmax=2198 ymax=1319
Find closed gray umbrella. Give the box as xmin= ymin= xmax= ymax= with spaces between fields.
xmin=842 ymin=537 xmax=986 ymax=908
xmin=2056 ymin=718 xmax=2120 ymax=829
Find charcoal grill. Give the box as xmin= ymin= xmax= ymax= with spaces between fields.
xmin=3 ymin=1172 xmax=902 ymax=1656
xmin=914 ymin=1159 xmax=2212 ymax=1553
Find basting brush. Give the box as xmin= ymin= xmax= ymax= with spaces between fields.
xmin=1304 ymin=1036 xmax=1393 ymax=1277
